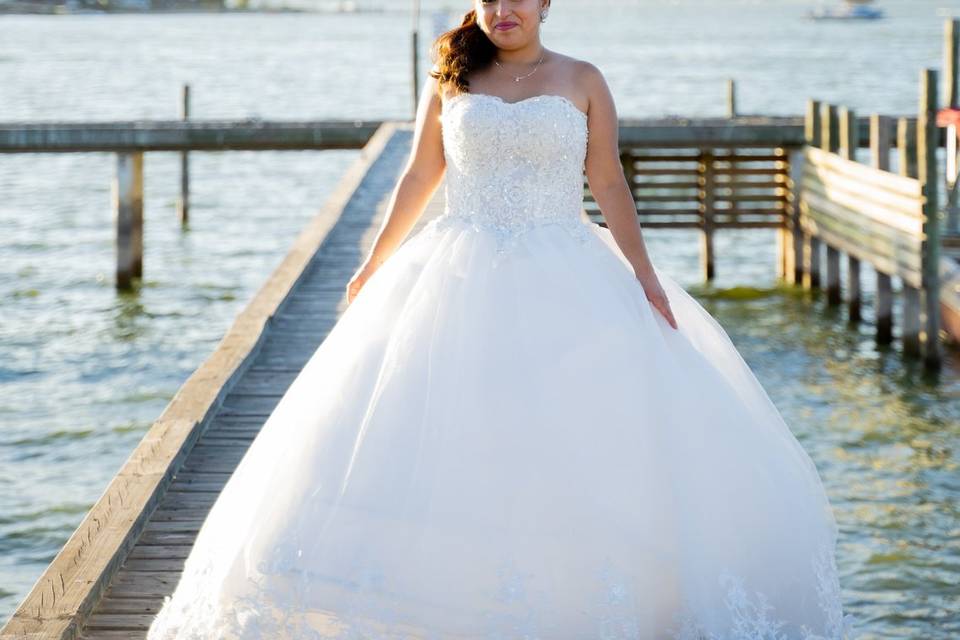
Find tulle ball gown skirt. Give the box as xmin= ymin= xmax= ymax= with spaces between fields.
xmin=143 ymin=214 xmax=857 ymax=640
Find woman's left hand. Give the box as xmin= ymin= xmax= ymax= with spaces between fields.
xmin=634 ymin=267 xmax=678 ymax=330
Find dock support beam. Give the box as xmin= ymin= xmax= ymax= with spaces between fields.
xmin=840 ymin=106 xmax=862 ymax=322
xmin=897 ymin=116 xmax=922 ymax=357
xmin=945 ymin=19 xmax=959 ymax=234
xmin=777 ymin=146 xmax=802 ymax=285
xmin=822 ymin=103 xmax=842 ymax=305
xmin=802 ymin=100 xmax=821 ymax=291
xmin=177 ymin=83 xmax=191 ymax=227
xmin=918 ymin=68 xmax=942 ymax=369
xmin=727 ymin=79 xmax=737 ymax=119
xmin=784 ymin=146 xmax=805 ymax=285
xmin=870 ymin=114 xmax=894 ymax=343
xmin=113 ymin=151 xmax=144 ymax=290
xmin=699 ymin=149 xmax=716 ymax=282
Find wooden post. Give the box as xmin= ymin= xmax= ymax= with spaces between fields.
xmin=898 ymin=116 xmax=922 ymax=357
xmin=114 ymin=152 xmax=144 ymax=290
xmin=870 ymin=114 xmax=894 ymax=343
xmin=802 ymin=99 xmax=822 ymax=290
xmin=902 ymin=286 xmax=922 ymax=357
xmin=945 ymin=19 xmax=959 ymax=234
xmin=822 ymin=102 xmax=840 ymax=302
xmin=784 ymin=145 xmax=805 ymax=285
xmin=722 ymin=77 xmax=740 ymax=246
xmin=176 ymin=84 xmax=190 ymax=227
xmin=777 ymin=146 xmax=795 ymax=282
xmin=622 ymin=149 xmax=637 ymax=209
xmin=412 ymin=0 xmax=421 ymax=118
xmin=776 ymin=204 xmax=787 ymax=280
xmin=840 ymin=106 xmax=861 ymax=321
xmin=918 ymin=68 xmax=942 ymax=369
xmin=727 ymin=79 xmax=737 ymax=118
xmin=699 ymin=149 xmax=716 ymax=282
xmin=897 ymin=117 xmax=918 ymax=180
xmin=790 ymin=102 xmax=814 ymax=286
xmin=948 ymin=19 xmax=959 ymax=109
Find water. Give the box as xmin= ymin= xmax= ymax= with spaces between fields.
xmin=1 ymin=1 xmax=959 ymax=636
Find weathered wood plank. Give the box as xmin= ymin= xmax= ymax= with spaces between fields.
xmin=178 ymin=460 xmax=247 ymax=474
xmin=199 ymin=428 xmax=261 ymax=440
xmin=800 ymin=190 xmax=925 ymax=254
xmin=158 ymin=491 xmax=222 ymax=508
xmin=146 ymin=509 xmax=212 ymax=522
xmin=84 ymin=613 xmax=154 ymax=631
xmin=803 ymin=145 xmax=923 ymax=199
xmin=0 ymin=120 xmax=381 ymax=153
xmin=88 ymin=598 xmax=160 ymax=614
xmin=800 ymin=164 xmax=924 ymax=232
xmin=127 ymin=545 xmax=193 ymax=561
xmin=140 ymin=521 xmax=202 ymax=535
xmin=799 ymin=205 xmax=923 ymax=287
xmin=120 ymin=558 xmax=187 ymax=573
xmin=167 ymin=480 xmax=231 ymax=494
xmin=81 ymin=631 xmax=148 ymax=639
xmin=131 ymin=531 xmax=197 ymax=547
xmin=102 ymin=572 xmax=178 ymax=598
xmin=194 ymin=434 xmax=258 ymax=446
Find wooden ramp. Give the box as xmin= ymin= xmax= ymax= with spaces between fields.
xmin=0 ymin=120 xmax=443 ymax=640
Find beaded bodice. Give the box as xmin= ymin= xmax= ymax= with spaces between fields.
xmin=433 ymin=92 xmax=592 ymax=253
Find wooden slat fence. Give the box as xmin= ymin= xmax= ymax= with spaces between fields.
xmin=791 ymin=69 xmax=942 ymax=369
xmin=584 ymin=144 xmax=795 ymax=280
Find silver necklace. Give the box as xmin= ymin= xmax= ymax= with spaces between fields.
xmin=493 ymin=49 xmax=546 ymax=83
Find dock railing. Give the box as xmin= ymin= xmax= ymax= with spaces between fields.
xmin=793 ymin=70 xmax=942 ymax=369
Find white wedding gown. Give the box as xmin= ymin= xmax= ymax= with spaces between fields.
xmin=145 ymin=91 xmax=859 ymax=639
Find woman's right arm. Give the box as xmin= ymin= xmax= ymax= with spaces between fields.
xmin=347 ymin=71 xmax=447 ymax=304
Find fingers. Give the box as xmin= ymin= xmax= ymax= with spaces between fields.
xmin=661 ymin=300 xmax=678 ymax=330
xmin=664 ymin=304 xmax=678 ymax=330
xmin=346 ymin=265 xmax=375 ymax=305
xmin=345 ymin=281 xmax=359 ymax=305
xmin=651 ymin=292 xmax=678 ymax=330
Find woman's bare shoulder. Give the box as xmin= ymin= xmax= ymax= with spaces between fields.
xmin=548 ymin=52 xmax=606 ymax=116
xmin=550 ymin=51 xmax=602 ymax=80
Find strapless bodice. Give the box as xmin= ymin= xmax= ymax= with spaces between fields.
xmin=429 ymin=91 xmax=593 ymax=255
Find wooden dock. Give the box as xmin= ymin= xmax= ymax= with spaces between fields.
xmin=0 ymin=120 xmax=443 ymax=640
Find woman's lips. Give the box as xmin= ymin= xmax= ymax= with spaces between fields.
xmin=495 ymin=22 xmax=517 ymax=30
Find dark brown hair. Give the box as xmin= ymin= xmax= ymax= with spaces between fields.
xmin=428 ymin=9 xmax=497 ymax=97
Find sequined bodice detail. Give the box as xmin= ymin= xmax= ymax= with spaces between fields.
xmin=432 ymin=92 xmax=592 ymax=253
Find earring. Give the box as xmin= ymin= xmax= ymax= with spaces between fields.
xmin=540 ymin=9 xmax=548 ymax=22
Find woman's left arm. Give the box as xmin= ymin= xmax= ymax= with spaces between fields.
xmin=580 ymin=63 xmax=678 ymax=329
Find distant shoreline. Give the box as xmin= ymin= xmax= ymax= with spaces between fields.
xmin=0 ymin=3 xmax=388 ymax=15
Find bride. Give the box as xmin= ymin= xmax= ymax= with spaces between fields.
xmin=146 ymin=1 xmax=860 ymax=638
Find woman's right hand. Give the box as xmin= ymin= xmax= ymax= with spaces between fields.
xmin=346 ymin=258 xmax=383 ymax=305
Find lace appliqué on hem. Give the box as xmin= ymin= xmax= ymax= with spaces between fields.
xmin=146 ymin=541 xmax=858 ymax=640
xmin=668 ymin=543 xmax=860 ymax=640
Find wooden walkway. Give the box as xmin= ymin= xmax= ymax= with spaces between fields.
xmin=76 ymin=124 xmax=444 ymax=639
xmin=97 ymin=127 xmax=441 ymax=640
